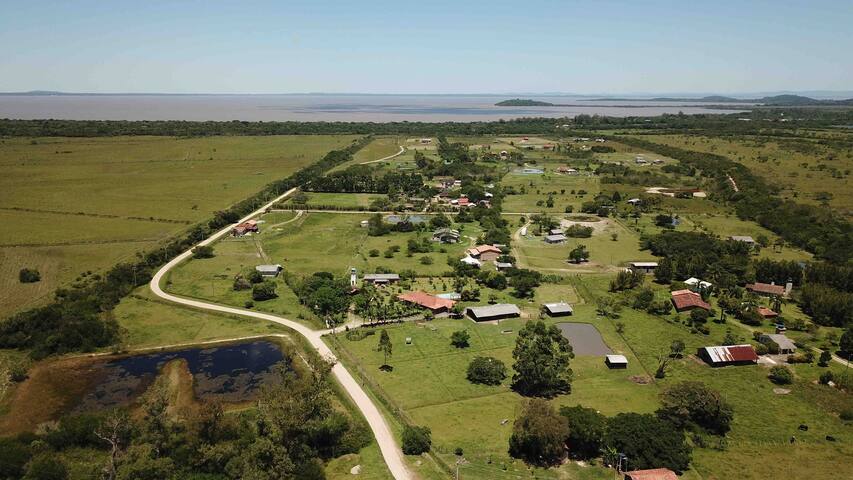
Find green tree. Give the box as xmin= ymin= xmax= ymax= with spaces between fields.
xmin=191 ymin=245 xmax=215 ymax=259
xmin=401 ymin=425 xmax=431 ymax=455
xmin=840 ymin=328 xmax=853 ymax=353
xmin=819 ymin=349 xmax=832 ymax=367
xmin=568 ymin=244 xmax=589 ymax=263
xmin=466 ymin=356 xmax=507 ymax=385
xmin=252 ymin=280 xmax=278 ymax=301
xmin=605 ymin=413 xmax=692 ymax=473
xmin=377 ymin=329 xmax=393 ymax=368
xmin=23 ymin=453 xmax=68 ymax=480
xmin=508 ymin=399 xmax=569 ymax=466
xmin=511 ymin=321 xmax=574 ymax=397
xmin=654 ymin=257 xmax=673 ymax=283
xmin=18 ymin=268 xmax=41 ymax=283
xmin=559 ymin=405 xmax=606 ymax=459
xmin=450 ymin=329 xmax=470 ymax=348
xmin=769 ymin=366 xmax=794 ymax=384
xmin=657 ymin=381 xmax=734 ymax=435
xmin=669 ymin=340 xmax=686 ymax=358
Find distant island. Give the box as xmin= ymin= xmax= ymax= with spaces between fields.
xmin=494 ymin=99 xmax=556 ymax=107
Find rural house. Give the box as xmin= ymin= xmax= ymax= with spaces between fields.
xmin=756 ymin=306 xmax=779 ymax=319
xmin=398 ymin=291 xmax=456 ymax=314
xmin=729 ymin=235 xmax=756 ymax=246
xmin=232 ymin=219 xmax=259 ymax=236
xmin=542 ymin=301 xmax=573 ymax=317
xmin=466 ymin=303 xmax=521 ymax=322
xmin=746 ymin=282 xmax=788 ymax=297
xmin=629 ymin=261 xmax=658 ymax=274
xmin=466 ymin=245 xmax=502 ymax=262
xmin=670 ymin=289 xmax=711 ymax=312
xmin=432 ymin=228 xmax=460 ymax=244
xmin=698 ymin=345 xmax=759 ymax=367
xmin=363 ymin=273 xmax=400 ymax=285
xmin=255 ymin=264 xmax=283 ymax=277
xmin=758 ymin=333 xmax=797 ymax=354
xmin=623 ymin=468 xmax=678 ymax=480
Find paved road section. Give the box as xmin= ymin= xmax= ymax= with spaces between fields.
xmin=149 ymin=187 xmax=413 ymax=480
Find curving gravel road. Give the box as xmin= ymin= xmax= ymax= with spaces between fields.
xmin=149 ymin=187 xmax=413 ymax=480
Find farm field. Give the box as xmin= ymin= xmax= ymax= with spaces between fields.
xmin=633 ymin=133 xmax=853 ymax=217
xmin=502 ymin=171 xmax=600 ymax=213
xmin=0 ymin=135 xmax=358 ymax=318
xmin=287 ymin=192 xmax=387 ymax=209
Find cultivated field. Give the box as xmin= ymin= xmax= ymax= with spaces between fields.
xmin=0 ymin=135 xmax=359 ymax=318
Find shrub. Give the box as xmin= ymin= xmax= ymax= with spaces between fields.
xmin=754 ymin=343 xmax=769 ymax=355
xmin=23 ymin=452 xmax=68 ymax=480
xmin=509 ymin=399 xmax=569 ymax=466
xmin=233 ymin=276 xmax=251 ymax=291
xmin=419 ymin=256 xmax=433 ymax=265
xmin=252 ymin=280 xmax=278 ymax=301
xmin=769 ymin=366 xmax=794 ymax=385
xmin=559 ymin=405 xmax=606 ymax=459
xmin=565 ymin=224 xmax=593 ymax=238
xmin=467 ymin=356 xmax=507 ymax=385
xmin=450 ymin=329 xmax=470 ymax=348
xmin=657 ymin=381 xmax=734 ymax=435
xmin=840 ymin=409 xmax=853 ymax=422
xmin=401 ymin=425 xmax=431 ymax=455
xmin=192 ymin=245 xmax=215 ymax=259
xmin=369 ymin=249 xmax=380 ymax=257
xmin=18 ymin=268 xmax=41 ymax=283
xmin=819 ymin=371 xmax=834 ymax=385
xmin=605 ymin=413 xmax=692 ymax=473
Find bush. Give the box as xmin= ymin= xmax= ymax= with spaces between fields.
xmin=754 ymin=343 xmax=769 ymax=355
xmin=252 ymin=280 xmax=278 ymax=301
xmin=450 ymin=329 xmax=470 ymax=348
xmin=233 ymin=276 xmax=251 ymax=291
xmin=419 ymin=256 xmax=433 ymax=265
xmin=769 ymin=366 xmax=794 ymax=385
xmin=192 ymin=245 xmax=215 ymax=259
xmin=467 ymin=356 xmax=507 ymax=385
xmin=819 ymin=371 xmax=834 ymax=385
xmin=657 ymin=381 xmax=734 ymax=435
xmin=559 ymin=405 xmax=606 ymax=459
xmin=401 ymin=425 xmax=431 ymax=455
xmin=23 ymin=452 xmax=68 ymax=480
xmin=841 ymin=409 xmax=853 ymax=421
xmin=509 ymin=399 xmax=569 ymax=466
xmin=19 ymin=268 xmax=41 ymax=283
xmin=565 ymin=224 xmax=593 ymax=238
xmin=369 ymin=249 xmax=380 ymax=257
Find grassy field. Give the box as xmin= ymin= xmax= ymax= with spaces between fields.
xmin=632 ymin=133 xmax=853 ymax=217
xmin=502 ymin=171 xmax=601 ymax=213
xmin=289 ymin=192 xmax=387 ymax=209
xmin=0 ymin=135 xmax=358 ymax=319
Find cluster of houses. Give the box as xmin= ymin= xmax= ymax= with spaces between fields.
xmin=231 ymin=219 xmax=259 ymax=236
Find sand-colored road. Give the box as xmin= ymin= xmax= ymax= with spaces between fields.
xmin=149 ymin=187 xmax=412 ymax=480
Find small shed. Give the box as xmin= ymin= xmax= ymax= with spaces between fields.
xmin=460 ymin=256 xmax=482 ymax=267
xmin=729 ymin=235 xmax=756 ymax=245
xmin=255 ymin=264 xmax=283 ymax=277
xmin=549 ymin=228 xmax=564 ymax=236
xmin=467 ymin=304 xmax=521 ymax=322
xmin=605 ymin=354 xmax=628 ymax=369
xmin=542 ymin=302 xmax=573 ymax=317
xmin=629 ymin=261 xmax=659 ymax=274
xmin=495 ymin=262 xmax=513 ymax=271
xmin=544 ymin=234 xmax=567 ymax=244
xmin=432 ymin=228 xmax=461 ymax=244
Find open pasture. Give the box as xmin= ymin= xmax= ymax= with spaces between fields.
xmin=0 ymin=135 xmax=357 ymax=318
xmin=501 ymin=171 xmax=600 ymax=213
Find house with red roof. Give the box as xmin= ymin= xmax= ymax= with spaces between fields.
xmin=670 ymin=289 xmax=711 ymax=312
xmin=398 ymin=291 xmax=456 ymax=313
xmin=624 ymin=468 xmax=678 ymax=480
xmin=466 ymin=244 xmax=502 ymax=262
xmin=746 ymin=282 xmax=787 ymax=297
xmin=232 ymin=219 xmax=259 ymax=236
xmin=756 ymin=306 xmax=778 ymax=319
xmin=698 ymin=344 xmax=758 ymax=367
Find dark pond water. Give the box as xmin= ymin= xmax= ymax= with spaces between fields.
xmin=74 ymin=340 xmax=286 ymax=411
xmin=556 ymin=323 xmax=612 ymax=356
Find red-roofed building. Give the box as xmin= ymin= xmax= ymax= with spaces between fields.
xmin=232 ymin=220 xmax=259 ymax=236
xmin=746 ymin=282 xmax=786 ymax=297
xmin=398 ymin=291 xmax=456 ymax=313
xmin=466 ymin=245 xmax=502 ymax=262
xmin=624 ymin=468 xmax=678 ymax=480
xmin=698 ymin=344 xmax=759 ymax=367
xmin=671 ymin=289 xmax=711 ymax=312
xmin=457 ymin=197 xmax=470 ymax=207
xmin=757 ymin=306 xmax=778 ymax=319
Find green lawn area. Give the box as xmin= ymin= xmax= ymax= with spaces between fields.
xmin=501 ymin=172 xmax=600 ymax=213
xmin=513 ymin=216 xmax=655 ymax=272
xmin=0 ymin=134 xmax=359 ymax=319
xmin=291 ymin=192 xmax=387 ymax=209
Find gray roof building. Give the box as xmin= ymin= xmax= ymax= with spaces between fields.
xmin=466 ymin=303 xmax=521 ymax=322
xmin=544 ymin=234 xmax=568 ymax=244
xmin=729 ymin=235 xmax=756 ymax=244
xmin=543 ymin=302 xmax=573 ymax=317
xmin=255 ymin=264 xmax=283 ymax=277
xmin=363 ymin=273 xmax=400 ymax=284
xmin=759 ymin=333 xmax=797 ymax=354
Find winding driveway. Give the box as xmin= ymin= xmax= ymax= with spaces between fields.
xmin=359 ymin=145 xmax=406 ymax=164
xmin=149 ymin=187 xmax=412 ymax=480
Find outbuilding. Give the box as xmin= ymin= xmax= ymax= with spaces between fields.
xmin=542 ymin=302 xmax=573 ymax=317
xmin=544 ymin=234 xmax=567 ymax=244
xmin=623 ymin=468 xmax=678 ymax=480
xmin=729 ymin=235 xmax=756 ymax=245
xmin=605 ymin=354 xmax=628 ymax=369
xmin=363 ymin=273 xmax=400 ymax=285
xmin=466 ymin=303 xmax=521 ymax=322
xmin=746 ymin=282 xmax=787 ymax=297
xmin=758 ymin=333 xmax=797 ymax=354
xmin=432 ymin=228 xmax=461 ymax=244
xmin=629 ymin=261 xmax=658 ymax=274
xmin=466 ymin=245 xmax=502 ymax=262
xmin=671 ymin=289 xmax=711 ymax=312
xmin=698 ymin=344 xmax=758 ymax=367
xmin=255 ymin=264 xmax=283 ymax=277
xmin=460 ymin=256 xmax=482 ymax=268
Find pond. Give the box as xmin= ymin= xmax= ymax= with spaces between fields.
xmin=556 ymin=323 xmax=613 ymax=356
xmin=75 ymin=340 xmax=286 ymax=411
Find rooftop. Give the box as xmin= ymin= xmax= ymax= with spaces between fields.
xmin=467 ymin=303 xmax=521 ymax=319
xmin=630 ymin=261 xmax=659 ymax=268
xmin=605 ymin=354 xmax=628 ymax=364
xmin=730 ymin=235 xmax=756 ymax=243
xmin=760 ymin=333 xmax=797 ymax=351
xmin=625 ymin=469 xmax=678 ymax=480
xmin=746 ymin=282 xmax=786 ymax=295
xmin=363 ymin=273 xmax=400 ymax=281
xmin=671 ymin=290 xmax=711 ymax=310
xmin=545 ymin=234 xmax=567 ymax=242
xmin=543 ymin=302 xmax=573 ymax=314
xmin=398 ymin=291 xmax=456 ymax=311
xmin=701 ymin=344 xmax=758 ymax=363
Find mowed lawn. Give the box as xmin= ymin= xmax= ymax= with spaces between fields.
xmin=332 ymin=306 xmax=657 ymax=478
xmin=0 ymin=135 xmax=358 ymax=318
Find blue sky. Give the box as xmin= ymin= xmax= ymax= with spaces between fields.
xmin=1 ymin=0 xmax=851 ymax=94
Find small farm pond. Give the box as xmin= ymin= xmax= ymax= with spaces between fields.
xmin=556 ymin=323 xmax=612 ymax=356
xmin=75 ymin=340 xmax=286 ymax=411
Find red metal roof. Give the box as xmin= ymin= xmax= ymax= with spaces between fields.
xmin=625 ymin=469 xmax=679 ymax=480
xmin=466 ymin=245 xmax=502 ymax=257
xmin=746 ymin=282 xmax=785 ymax=295
xmin=671 ymin=290 xmax=711 ymax=311
xmin=757 ymin=306 xmax=778 ymax=318
xmin=398 ymin=291 xmax=456 ymax=311
xmin=702 ymin=344 xmax=758 ymax=364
